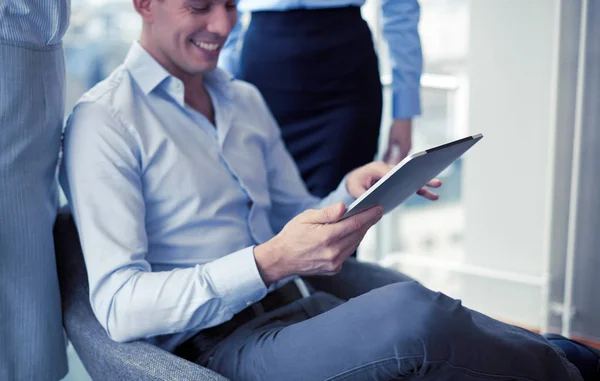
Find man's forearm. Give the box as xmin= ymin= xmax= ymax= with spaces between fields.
xmin=96 ymin=247 xmax=268 ymax=343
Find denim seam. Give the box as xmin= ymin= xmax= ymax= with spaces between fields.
xmin=323 ymin=356 xmax=540 ymax=381
xmin=323 ymin=357 xmax=402 ymax=381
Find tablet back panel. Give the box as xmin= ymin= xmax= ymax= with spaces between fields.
xmin=342 ymin=134 xmax=483 ymax=220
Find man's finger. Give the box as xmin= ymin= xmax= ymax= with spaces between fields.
xmin=331 ymin=205 xmax=383 ymax=238
xmin=302 ymin=202 xmax=346 ymax=224
xmin=320 ymin=202 xmax=347 ymax=224
xmin=336 ymin=231 xmax=369 ymax=264
xmin=340 ymin=219 xmax=378 ymax=258
xmin=323 ymin=216 xmax=378 ymax=269
xmin=416 ymin=188 xmax=439 ymax=200
xmin=365 ymin=161 xmax=394 ymax=189
xmin=426 ymin=179 xmax=442 ymax=188
xmin=374 ymin=161 xmax=396 ymax=175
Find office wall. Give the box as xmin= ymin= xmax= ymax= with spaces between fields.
xmin=464 ymin=0 xmax=559 ymax=327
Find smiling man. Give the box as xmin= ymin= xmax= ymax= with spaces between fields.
xmin=58 ymin=1 xmax=587 ymax=380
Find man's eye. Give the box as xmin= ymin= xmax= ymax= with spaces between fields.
xmin=226 ymin=2 xmax=237 ymax=9
xmin=189 ymin=6 xmax=210 ymax=14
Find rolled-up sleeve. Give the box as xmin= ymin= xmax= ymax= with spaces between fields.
xmin=60 ymin=102 xmax=267 ymax=343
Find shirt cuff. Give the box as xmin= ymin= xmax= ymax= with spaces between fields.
xmin=203 ymin=246 xmax=268 ymax=315
xmin=267 ymin=275 xmax=296 ymax=292
xmin=392 ymin=86 xmax=422 ymax=120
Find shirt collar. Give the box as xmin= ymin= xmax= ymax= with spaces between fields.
xmin=124 ymin=41 xmax=235 ymax=104
xmin=204 ymin=67 xmax=235 ymax=102
xmin=124 ymin=41 xmax=171 ymax=96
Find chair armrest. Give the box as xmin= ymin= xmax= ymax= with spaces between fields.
xmin=303 ymin=257 xmax=415 ymax=300
xmin=54 ymin=209 xmax=229 ymax=381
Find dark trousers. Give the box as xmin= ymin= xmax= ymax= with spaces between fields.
xmin=239 ymin=7 xmax=383 ymax=198
xmin=174 ymin=259 xmax=581 ymax=381
xmin=178 ymin=286 xmax=580 ymax=381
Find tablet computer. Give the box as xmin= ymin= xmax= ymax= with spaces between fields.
xmin=341 ymin=133 xmax=483 ymax=220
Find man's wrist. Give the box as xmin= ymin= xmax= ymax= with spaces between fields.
xmin=253 ymin=240 xmax=285 ymax=286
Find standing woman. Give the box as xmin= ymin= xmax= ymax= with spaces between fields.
xmin=0 ymin=1 xmax=70 ymax=380
xmin=219 ymin=0 xmax=423 ymax=198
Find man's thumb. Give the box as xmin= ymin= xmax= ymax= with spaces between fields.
xmin=317 ymin=202 xmax=346 ymax=224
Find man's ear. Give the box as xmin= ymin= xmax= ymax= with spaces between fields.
xmin=133 ymin=0 xmax=155 ymax=23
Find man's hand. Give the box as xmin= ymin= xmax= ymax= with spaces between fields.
xmin=346 ymin=161 xmax=394 ymax=198
xmin=346 ymin=161 xmax=443 ymax=201
xmin=384 ymin=119 xmax=412 ymax=164
xmin=253 ymin=203 xmax=383 ymax=285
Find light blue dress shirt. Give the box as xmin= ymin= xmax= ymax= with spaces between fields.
xmin=60 ymin=41 xmax=355 ymax=352
xmin=219 ymin=0 xmax=423 ymax=119
xmin=0 ymin=0 xmax=70 ymax=46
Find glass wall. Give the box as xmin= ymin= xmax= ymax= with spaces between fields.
xmin=362 ymin=0 xmax=598 ymax=348
xmin=359 ymin=0 xmax=470 ymax=287
xmin=65 ymin=0 xmax=140 ymax=112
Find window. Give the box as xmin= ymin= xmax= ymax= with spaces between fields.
xmin=362 ymin=0 xmax=600 ymax=346
xmin=359 ymin=0 xmax=470 ymax=273
xmin=65 ymin=0 xmax=140 ymax=112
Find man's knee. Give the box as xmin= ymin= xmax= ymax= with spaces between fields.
xmin=366 ymin=281 xmax=470 ymax=345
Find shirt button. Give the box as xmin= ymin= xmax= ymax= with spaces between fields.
xmin=247 ymin=201 xmax=254 ymax=208
xmin=246 ymin=301 xmax=252 ymax=306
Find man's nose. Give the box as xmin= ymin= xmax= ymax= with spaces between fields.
xmin=206 ymin=6 xmax=235 ymax=37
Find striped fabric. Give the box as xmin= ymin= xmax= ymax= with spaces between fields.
xmin=0 ymin=1 xmax=70 ymax=380
xmin=0 ymin=0 xmax=70 ymax=46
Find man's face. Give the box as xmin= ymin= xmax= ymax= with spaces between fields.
xmin=146 ymin=0 xmax=237 ymax=77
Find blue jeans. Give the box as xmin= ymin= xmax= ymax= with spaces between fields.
xmin=198 ymin=282 xmax=582 ymax=380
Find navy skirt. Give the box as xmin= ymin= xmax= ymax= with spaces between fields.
xmin=240 ymin=6 xmax=383 ymax=197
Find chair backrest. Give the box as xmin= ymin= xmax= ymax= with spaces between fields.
xmin=53 ymin=209 xmax=229 ymax=381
